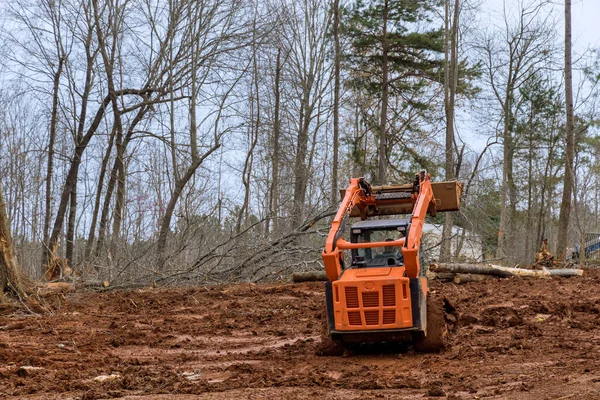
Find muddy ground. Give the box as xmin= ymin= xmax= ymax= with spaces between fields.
xmin=2 ymin=269 xmax=600 ymax=399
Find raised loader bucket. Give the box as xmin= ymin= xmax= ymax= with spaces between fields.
xmin=344 ymin=180 xmax=463 ymax=217
xmin=431 ymin=181 xmax=462 ymax=212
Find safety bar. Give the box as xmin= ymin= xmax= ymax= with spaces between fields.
xmin=336 ymin=238 xmax=405 ymax=250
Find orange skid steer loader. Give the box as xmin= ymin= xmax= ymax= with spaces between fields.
xmin=321 ymin=171 xmax=462 ymax=353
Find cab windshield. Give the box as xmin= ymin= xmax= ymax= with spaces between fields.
xmin=351 ymin=228 xmax=404 ymax=267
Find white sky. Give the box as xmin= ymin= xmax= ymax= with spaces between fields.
xmin=482 ymin=0 xmax=600 ymax=55
xmin=571 ymin=0 xmax=600 ymax=52
xmin=456 ymin=0 xmax=600 ymax=154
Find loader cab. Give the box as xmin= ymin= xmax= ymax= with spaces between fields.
xmin=350 ymin=218 xmax=410 ymax=268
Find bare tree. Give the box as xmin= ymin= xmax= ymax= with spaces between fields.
xmin=156 ymin=0 xmax=251 ymax=262
xmin=478 ymin=0 xmax=556 ymax=261
xmin=284 ymin=0 xmax=333 ymax=227
xmin=236 ymin=10 xmax=262 ymax=234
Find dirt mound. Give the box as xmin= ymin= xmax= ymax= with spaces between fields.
xmin=2 ymin=271 xmax=600 ymax=399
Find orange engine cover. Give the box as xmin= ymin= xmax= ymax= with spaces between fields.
xmin=332 ymin=267 xmax=413 ymax=331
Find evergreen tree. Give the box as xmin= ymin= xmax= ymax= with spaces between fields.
xmin=343 ymin=0 xmax=444 ymax=184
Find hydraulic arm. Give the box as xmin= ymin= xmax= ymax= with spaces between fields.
xmin=322 ymin=171 xmax=437 ymax=281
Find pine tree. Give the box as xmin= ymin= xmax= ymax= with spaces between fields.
xmin=343 ymin=0 xmax=444 ymax=184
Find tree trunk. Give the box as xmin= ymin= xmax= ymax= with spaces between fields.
xmin=378 ymin=0 xmax=389 ymax=185
xmin=85 ymin=125 xmax=116 ymax=262
xmin=237 ymin=80 xmax=259 ymax=233
xmin=440 ymin=0 xmax=460 ymax=262
xmin=525 ymin=121 xmax=535 ymax=261
xmin=65 ymin=47 xmax=93 ymax=268
xmin=292 ymin=271 xmax=328 ymax=283
xmin=496 ymin=71 xmax=516 ymax=261
xmin=95 ymin=149 xmax=119 ymax=259
xmin=430 ymin=263 xmax=582 ymax=277
xmin=42 ymin=56 xmax=64 ymax=275
xmin=557 ymin=0 xmax=574 ymax=258
xmin=292 ymin=91 xmax=311 ymax=227
xmin=237 ymin=22 xmax=260 ymax=234
xmin=109 ymin=119 xmax=125 ymax=260
xmin=156 ymin=162 xmax=209 ymax=260
xmin=451 ymin=273 xmax=499 ymax=284
xmin=65 ymin=173 xmax=78 ymax=267
xmin=0 ymin=186 xmax=27 ymax=299
xmin=352 ymin=102 xmax=364 ymax=177
xmin=269 ymin=47 xmax=282 ymax=236
xmin=331 ymin=0 xmax=340 ymax=203
xmin=536 ymin=124 xmax=557 ymax=246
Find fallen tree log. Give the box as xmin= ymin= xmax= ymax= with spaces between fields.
xmin=292 ymin=271 xmax=328 ymax=283
xmin=425 ymin=271 xmax=457 ymax=281
xmin=430 ymin=263 xmax=583 ymax=278
xmin=293 ymin=263 xmax=583 ymax=284
xmin=426 ymin=270 xmax=500 ymax=283
xmin=452 ymin=273 xmax=500 ymax=284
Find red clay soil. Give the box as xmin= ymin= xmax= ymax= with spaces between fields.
xmin=2 ymin=269 xmax=600 ymax=399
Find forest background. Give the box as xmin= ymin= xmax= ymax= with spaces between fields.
xmin=0 ymin=0 xmax=599 ymax=286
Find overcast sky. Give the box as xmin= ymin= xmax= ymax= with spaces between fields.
xmin=571 ymin=0 xmax=600 ymax=52
xmin=455 ymin=0 xmax=599 ymax=153
xmin=483 ymin=0 xmax=600 ymax=53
